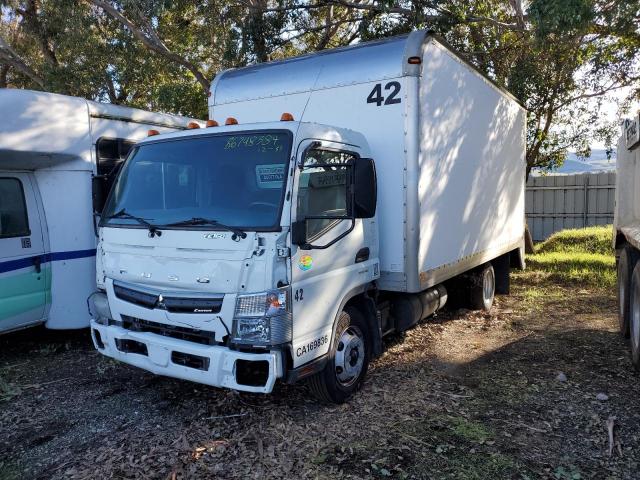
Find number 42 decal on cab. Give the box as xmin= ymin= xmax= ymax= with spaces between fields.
xmin=367 ymin=81 xmax=401 ymax=106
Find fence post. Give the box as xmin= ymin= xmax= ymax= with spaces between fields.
xmin=583 ymin=175 xmax=589 ymax=228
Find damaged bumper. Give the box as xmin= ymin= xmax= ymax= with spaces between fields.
xmin=90 ymin=321 xmax=283 ymax=394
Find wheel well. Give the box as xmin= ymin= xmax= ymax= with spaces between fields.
xmin=615 ymin=232 xmax=628 ymax=252
xmin=344 ymin=290 xmax=382 ymax=358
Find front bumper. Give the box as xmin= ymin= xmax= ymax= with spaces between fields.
xmin=90 ymin=321 xmax=283 ymax=393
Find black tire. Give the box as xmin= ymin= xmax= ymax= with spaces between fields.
xmin=469 ymin=263 xmax=495 ymax=311
xmin=629 ymin=263 xmax=640 ymax=371
xmin=618 ymin=245 xmax=639 ymax=338
xmin=307 ymin=307 xmax=370 ymax=403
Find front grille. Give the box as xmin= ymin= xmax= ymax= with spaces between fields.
xmin=114 ymin=284 xmax=157 ymax=309
xmin=162 ymin=296 xmax=222 ymax=314
xmin=113 ymin=282 xmax=223 ymax=314
xmin=118 ymin=316 xmax=217 ymax=346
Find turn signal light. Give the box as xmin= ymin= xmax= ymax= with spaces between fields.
xmin=408 ymin=56 xmax=421 ymax=64
xmin=280 ymin=112 xmax=294 ymax=121
xmin=147 ymin=129 xmax=160 ymax=136
xmin=206 ymin=119 xmax=219 ymax=127
xmin=187 ymin=122 xmax=201 ymax=129
xmin=225 ymin=117 xmax=238 ymax=125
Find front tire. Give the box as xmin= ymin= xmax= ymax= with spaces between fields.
xmin=308 ymin=307 xmax=370 ymax=403
xmin=629 ymin=263 xmax=640 ymax=370
xmin=618 ymin=245 xmax=638 ymax=338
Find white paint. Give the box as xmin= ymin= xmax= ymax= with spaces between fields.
xmin=0 ymin=89 xmax=199 ymax=331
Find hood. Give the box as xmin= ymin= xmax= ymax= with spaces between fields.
xmin=99 ymin=227 xmax=273 ymax=294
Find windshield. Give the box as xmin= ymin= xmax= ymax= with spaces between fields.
xmin=101 ymin=131 xmax=292 ymax=230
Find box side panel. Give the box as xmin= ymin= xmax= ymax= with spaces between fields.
xmin=417 ymin=41 xmax=526 ymax=288
xmin=615 ymin=136 xmax=638 ymax=231
xmin=616 ymin=136 xmax=640 ymax=249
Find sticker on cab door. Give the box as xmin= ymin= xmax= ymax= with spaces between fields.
xmin=298 ymin=255 xmax=313 ymax=271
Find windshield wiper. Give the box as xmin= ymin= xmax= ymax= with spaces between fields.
xmin=164 ymin=217 xmax=247 ymax=240
xmin=104 ymin=208 xmax=162 ymax=237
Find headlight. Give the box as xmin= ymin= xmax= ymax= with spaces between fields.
xmin=232 ymin=287 xmax=292 ymax=346
xmin=88 ymin=291 xmax=112 ymax=325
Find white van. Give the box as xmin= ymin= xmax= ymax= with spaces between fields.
xmin=0 ymin=89 xmax=200 ymax=334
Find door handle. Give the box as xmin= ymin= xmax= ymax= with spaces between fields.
xmin=33 ymin=256 xmax=41 ymax=274
xmin=355 ymin=247 xmax=370 ymax=264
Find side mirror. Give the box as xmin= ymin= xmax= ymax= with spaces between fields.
xmin=291 ymin=220 xmax=308 ymax=246
xmin=354 ymin=158 xmax=377 ymax=218
xmin=92 ymin=175 xmax=109 ymax=215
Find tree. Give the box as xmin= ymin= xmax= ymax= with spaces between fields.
xmin=1 ymin=0 xmax=638 ymax=169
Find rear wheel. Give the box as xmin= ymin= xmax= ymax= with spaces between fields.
xmin=618 ymin=245 xmax=638 ymax=337
xmin=629 ymin=263 xmax=640 ymax=370
xmin=308 ymin=307 xmax=369 ymax=403
xmin=469 ymin=264 xmax=495 ymax=311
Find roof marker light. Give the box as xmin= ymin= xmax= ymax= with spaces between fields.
xmin=148 ymin=129 xmax=160 ymax=137
xmin=225 ymin=117 xmax=238 ymax=125
xmin=280 ymin=112 xmax=294 ymax=121
xmin=206 ymin=119 xmax=219 ymax=128
xmin=408 ymin=56 xmax=421 ymax=65
xmin=187 ymin=122 xmax=201 ymax=129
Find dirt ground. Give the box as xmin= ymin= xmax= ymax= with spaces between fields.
xmin=1 ymin=271 xmax=639 ymax=480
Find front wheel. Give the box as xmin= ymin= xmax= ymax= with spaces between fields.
xmin=307 ymin=307 xmax=370 ymax=403
xmin=629 ymin=263 xmax=640 ymax=370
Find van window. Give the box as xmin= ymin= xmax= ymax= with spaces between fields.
xmin=0 ymin=178 xmax=30 ymax=238
xmin=96 ymin=137 xmax=136 ymax=176
xmin=297 ymin=149 xmax=355 ymax=240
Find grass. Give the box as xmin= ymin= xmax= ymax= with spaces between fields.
xmin=523 ymin=225 xmax=616 ymax=288
xmin=535 ymin=225 xmax=613 ymax=255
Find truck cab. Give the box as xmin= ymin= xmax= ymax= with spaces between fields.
xmin=90 ymin=119 xmax=380 ymax=400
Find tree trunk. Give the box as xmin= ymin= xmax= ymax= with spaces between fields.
xmin=0 ymin=64 xmax=8 ymax=88
xmin=524 ymin=223 xmax=535 ymax=254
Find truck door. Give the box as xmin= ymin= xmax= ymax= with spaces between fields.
xmin=290 ymin=140 xmax=377 ymax=367
xmin=0 ymin=173 xmax=48 ymax=333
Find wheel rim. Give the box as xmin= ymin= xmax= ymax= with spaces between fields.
xmin=334 ymin=325 xmax=365 ymax=387
xmin=631 ymin=280 xmax=640 ymax=354
xmin=483 ymin=268 xmax=495 ymax=306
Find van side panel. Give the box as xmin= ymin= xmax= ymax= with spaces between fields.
xmin=416 ymin=40 xmax=526 ymax=290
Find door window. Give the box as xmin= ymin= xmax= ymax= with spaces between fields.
xmin=297 ymin=149 xmax=355 ymax=240
xmin=0 ymin=178 xmax=30 ymax=238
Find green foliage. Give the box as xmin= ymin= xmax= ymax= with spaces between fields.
xmin=525 ymin=225 xmax=616 ymax=287
xmin=1 ymin=0 xmax=638 ymax=157
xmin=536 ymin=225 xmax=613 ymax=255
xmin=529 ymin=0 xmax=595 ymax=37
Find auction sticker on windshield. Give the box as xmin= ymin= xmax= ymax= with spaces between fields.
xmin=256 ymin=164 xmax=285 ymax=188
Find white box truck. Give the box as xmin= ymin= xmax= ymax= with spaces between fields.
xmin=614 ymin=111 xmax=640 ymax=370
xmin=89 ymin=31 xmax=526 ymax=402
xmin=0 ymin=89 xmax=200 ymax=334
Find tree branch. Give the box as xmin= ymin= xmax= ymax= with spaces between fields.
xmin=0 ymin=35 xmax=45 ymax=87
xmin=87 ymin=0 xmax=210 ymax=92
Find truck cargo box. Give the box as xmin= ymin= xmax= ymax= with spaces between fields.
xmin=209 ymin=30 xmax=526 ymax=293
